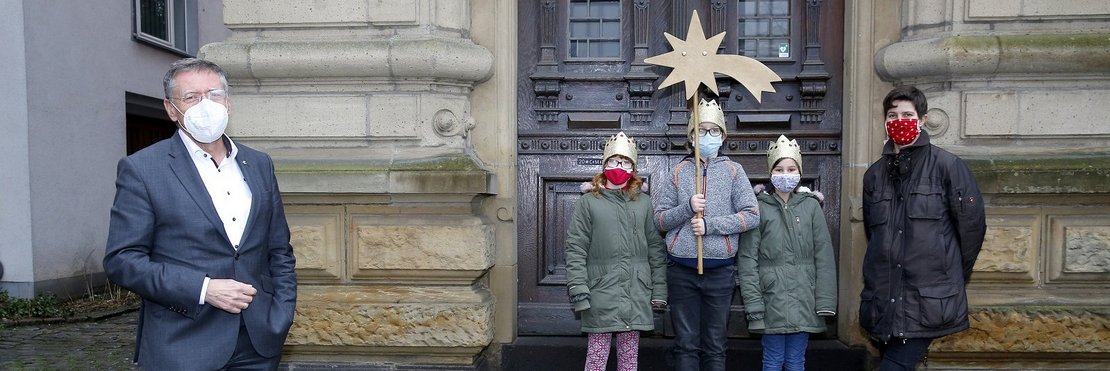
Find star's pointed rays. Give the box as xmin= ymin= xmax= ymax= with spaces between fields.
xmin=705 ymin=32 xmax=726 ymax=53
xmin=685 ymin=11 xmax=707 ymax=48
xmin=645 ymin=10 xmax=780 ymax=100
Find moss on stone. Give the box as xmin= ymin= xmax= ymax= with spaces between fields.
xmin=1000 ymin=33 xmax=1110 ymax=50
xmin=943 ymin=33 xmax=1110 ymax=70
xmin=964 ymin=155 xmax=1110 ymax=194
xmin=943 ymin=35 xmax=999 ymax=52
xmin=944 ymin=33 xmax=1110 ymax=52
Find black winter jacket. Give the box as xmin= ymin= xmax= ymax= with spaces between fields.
xmin=859 ymin=131 xmax=986 ymax=342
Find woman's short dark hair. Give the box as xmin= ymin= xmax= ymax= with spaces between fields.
xmin=882 ymin=86 xmax=928 ymax=116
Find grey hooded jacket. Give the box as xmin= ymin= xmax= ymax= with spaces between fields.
xmin=652 ymin=156 xmax=760 ymax=263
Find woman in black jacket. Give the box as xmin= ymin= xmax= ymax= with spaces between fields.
xmin=860 ymin=86 xmax=987 ymax=371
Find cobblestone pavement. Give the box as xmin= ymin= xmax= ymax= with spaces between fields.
xmin=0 ymin=313 xmax=485 ymax=371
xmin=0 ymin=313 xmax=139 ymax=370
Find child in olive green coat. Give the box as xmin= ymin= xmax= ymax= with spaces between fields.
xmin=565 ymin=132 xmax=668 ymax=371
xmin=738 ymin=135 xmax=837 ymax=371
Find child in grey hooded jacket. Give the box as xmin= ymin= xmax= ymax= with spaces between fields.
xmin=652 ymin=98 xmax=760 ymax=371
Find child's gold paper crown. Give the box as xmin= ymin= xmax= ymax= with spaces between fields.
xmin=688 ymin=99 xmax=727 ymax=138
xmin=767 ymin=134 xmax=802 ymax=173
xmin=602 ymin=131 xmax=638 ymax=166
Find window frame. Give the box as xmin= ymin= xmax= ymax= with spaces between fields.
xmin=132 ymin=0 xmax=199 ymax=57
xmin=565 ymin=0 xmax=624 ymax=61
xmin=735 ymin=0 xmax=795 ymax=61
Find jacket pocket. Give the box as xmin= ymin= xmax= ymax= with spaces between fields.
xmin=636 ymin=269 xmax=652 ymax=290
xmin=908 ymin=185 xmax=944 ymax=220
xmin=260 ymin=274 xmax=274 ymax=294
xmin=864 ymin=190 xmax=892 ymax=226
xmin=759 ymin=270 xmax=777 ymax=294
xmin=917 ymin=285 xmax=961 ymax=328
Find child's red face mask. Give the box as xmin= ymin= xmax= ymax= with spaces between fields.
xmin=603 ymin=168 xmax=633 ymax=186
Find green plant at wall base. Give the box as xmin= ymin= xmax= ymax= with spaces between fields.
xmin=0 ymin=290 xmax=73 ymax=320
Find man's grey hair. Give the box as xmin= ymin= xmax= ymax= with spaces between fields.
xmin=162 ymin=58 xmax=230 ymax=99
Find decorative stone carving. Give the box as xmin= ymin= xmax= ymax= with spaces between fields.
xmin=923 ymin=108 xmax=950 ymax=137
xmin=433 ymin=109 xmax=476 ymax=138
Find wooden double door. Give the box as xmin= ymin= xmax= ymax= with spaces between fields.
xmin=517 ymin=0 xmax=845 ymax=337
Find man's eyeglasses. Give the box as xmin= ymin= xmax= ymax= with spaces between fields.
xmin=605 ymin=158 xmax=634 ymax=170
xmin=169 ymin=89 xmax=229 ymax=105
xmin=698 ymin=128 xmax=723 ymax=137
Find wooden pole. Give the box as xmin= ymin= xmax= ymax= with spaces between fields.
xmin=690 ymin=92 xmax=704 ymax=275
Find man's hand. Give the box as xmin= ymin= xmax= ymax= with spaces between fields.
xmin=690 ymin=194 xmax=706 ymax=213
xmin=205 ymin=279 xmax=257 ymax=314
xmin=691 ymin=217 xmax=705 ymax=236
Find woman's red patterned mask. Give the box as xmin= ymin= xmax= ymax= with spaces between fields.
xmin=885 ymin=118 xmax=920 ymax=146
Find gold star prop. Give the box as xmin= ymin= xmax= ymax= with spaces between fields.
xmin=644 ymin=10 xmax=781 ymax=102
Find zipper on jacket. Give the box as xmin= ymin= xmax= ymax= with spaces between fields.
xmin=700 ymin=161 xmax=709 ymax=199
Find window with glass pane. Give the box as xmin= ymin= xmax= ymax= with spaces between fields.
xmin=134 ymin=0 xmax=198 ymax=55
xmin=737 ymin=0 xmax=790 ymax=58
xmin=568 ymin=0 xmax=621 ymax=59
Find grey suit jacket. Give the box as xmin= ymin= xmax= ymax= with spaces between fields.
xmin=105 ymin=133 xmax=297 ymax=371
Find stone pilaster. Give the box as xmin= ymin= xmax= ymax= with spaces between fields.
xmin=200 ymin=0 xmax=496 ymax=366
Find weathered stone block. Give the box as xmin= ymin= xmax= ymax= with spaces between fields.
xmin=910 ymin=0 xmax=946 ymax=28
xmin=966 ymin=0 xmax=1022 ymax=18
xmin=287 ymin=208 xmax=344 ymax=280
xmin=875 ymin=34 xmax=1110 ymax=80
xmin=202 ymin=39 xmax=491 ymax=82
xmin=352 ymin=215 xmax=494 ymax=271
xmin=224 ymin=0 xmax=370 ymax=27
xmin=368 ymin=94 xmax=418 ymax=137
xmin=246 ymin=41 xmax=392 ymax=79
xmin=286 ymin=285 xmax=494 ymax=348
xmin=966 ymin=156 xmax=1110 ymax=194
xmin=389 ymin=171 xmax=492 ymax=194
xmin=291 ymin=226 xmax=327 ymax=267
xmin=932 ymin=307 xmax=1110 ymax=353
xmin=1019 ymin=91 xmax=1092 ymax=135
xmin=967 ymin=0 xmax=1110 ymax=19
xmin=230 ymin=94 xmax=369 ymax=138
xmin=367 ymin=0 xmax=419 ymax=25
xmin=1049 ymin=215 xmax=1110 ymax=282
xmin=963 ymin=92 xmax=1019 ymax=137
xmin=435 ymin=0 xmax=470 ymax=30
xmin=977 ymin=225 xmax=1032 ymax=273
xmin=1064 ymin=226 xmax=1110 ymax=273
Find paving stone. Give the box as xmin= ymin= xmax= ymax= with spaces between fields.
xmin=0 ymin=313 xmax=139 ymax=370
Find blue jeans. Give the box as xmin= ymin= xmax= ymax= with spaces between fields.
xmin=878 ymin=337 xmax=933 ymax=371
xmin=667 ymin=263 xmax=736 ymax=371
xmin=761 ymin=332 xmax=809 ymax=371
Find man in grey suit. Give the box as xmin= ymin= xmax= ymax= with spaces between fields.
xmin=105 ymin=58 xmax=297 ymax=371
